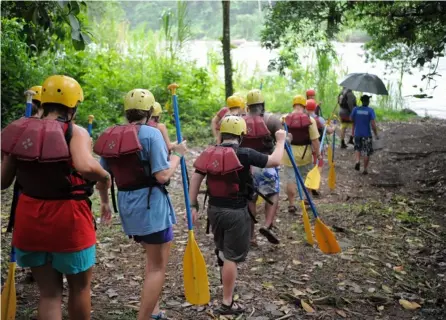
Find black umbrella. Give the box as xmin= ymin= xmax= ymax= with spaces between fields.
xmin=339 ymin=73 xmax=389 ymax=95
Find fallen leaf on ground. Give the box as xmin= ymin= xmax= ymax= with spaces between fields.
xmin=313 ymin=261 xmax=323 ymax=267
xmin=292 ymin=288 xmax=305 ymax=296
xmin=292 ymin=259 xmax=302 ymax=265
xmin=368 ymin=288 xmax=376 ymax=293
xmin=336 ymin=309 xmax=347 ymax=318
xmin=255 ymin=258 xmax=263 ymax=263
xmin=382 ymin=285 xmax=392 ymax=294
xmin=301 ymin=300 xmax=315 ymax=313
xmin=106 ymin=288 xmax=118 ymax=298
xmin=233 ymin=294 xmax=239 ymax=301
xmin=399 ymin=299 xmax=421 ymax=310
xmin=377 ymin=306 xmax=384 ymax=311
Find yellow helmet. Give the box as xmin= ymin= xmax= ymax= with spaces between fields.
xmin=124 ymin=89 xmax=155 ymax=111
xmin=226 ymin=95 xmax=244 ymax=109
xmin=41 ymin=75 xmax=84 ymax=108
xmin=152 ymin=102 xmax=162 ymax=116
xmin=220 ymin=115 xmax=246 ymax=136
xmin=29 ymin=86 xmax=42 ymax=102
xmin=292 ymin=95 xmax=306 ymax=107
xmin=246 ymin=89 xmax=264 ymax=106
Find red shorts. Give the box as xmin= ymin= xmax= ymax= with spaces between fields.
xmin=12 ymin=194 xmax=96 ymax=253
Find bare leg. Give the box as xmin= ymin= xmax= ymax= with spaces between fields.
xmin=222 ymin=260 xmax=237 ymax=305
xmin=31 ymin=263 xmax=63 ymax=320
xmin=264 ymin=193 xmax=279 ymax=227
xmin=286 ymin=182 xmax=297 ymax=207
xmin=137 ymin=242 xmax=171 ymax=320
xmin=355 ymin=151 xmax=361 ymax=163
xmin=363 ymin=156 xmax=370 ymax=171
xmin=66 ymin=268 xmax=93 ymax=320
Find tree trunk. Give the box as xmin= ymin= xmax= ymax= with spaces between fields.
xmin=222 ymin=0 xmax=233 ymax=98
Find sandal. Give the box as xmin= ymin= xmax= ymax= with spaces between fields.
xmin=259 ymin=226 xmax=280 ymax=244
xmin=215 ymin=301 xmax=245 ymax=315
xmin=151 ymin=311 xmax=169 ymax=319
xmin=288 ymin=205 xmax=298 ymax=214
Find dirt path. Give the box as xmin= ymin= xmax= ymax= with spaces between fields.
xmin=2 ymin=118 xmax=446 ymax=320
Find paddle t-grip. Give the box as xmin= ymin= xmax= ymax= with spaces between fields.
xmin=168 ymin=83 xmax=194 ymax=231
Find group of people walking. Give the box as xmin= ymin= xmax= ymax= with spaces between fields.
xmin=1 ymin=74 xmax=379 ymax=319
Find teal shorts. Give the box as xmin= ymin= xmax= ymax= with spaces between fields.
xmin=15 ymin=245 xmax=96 ymax=275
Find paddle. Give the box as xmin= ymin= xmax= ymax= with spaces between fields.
xmin=283 ymin=122 xmax=314 ymax=245
xmin=304 ymin=124 xmax=328 ymax=190
xmin=87 ymin=114 xmax=94 ymax=136
xmin=283 ymin=125 xmax=341 ymax=254
xmin=327 ymin=130 xmax=336 ymax=190
xmin=0 ymin=90 xmax=35 ymax=320
xmin=168 ymin=83 xmax=210 ymax=305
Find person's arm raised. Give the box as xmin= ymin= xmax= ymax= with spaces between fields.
xmin=153 ymin=141 xmax=187 ymax=184
xmin=70 ymin=125 xmax=110 ymax=183
xmin=265 ymin=129 xmax=286 ymax=168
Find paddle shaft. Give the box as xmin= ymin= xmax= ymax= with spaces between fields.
xmin=283 ymin=123 xmax=304 ymax=200
xmin=87 ymin=115 xmax=94 ymax=136
xmin=171 ymin=94 xmax=194 ymax=231
xmin=283 ymin=123 xmax=320 ymax=218
xmin=319 ymin=125 xmax=328 ymax=154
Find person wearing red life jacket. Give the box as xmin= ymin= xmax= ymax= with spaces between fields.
xmin=148 ymin=101 xmax=173 ymax=151
xmin=306 ymin=88 xmax=323 ymax=117
xmin=211 ymin=94 xmax=246 ymax=144
xmin=283 ymin=95 xmax=321 ymax=213
xmin=189 ymin=116 xmax=286 ymax=315
xmin=240 ymin=89 xmax=283 ymax=245
xmin=1 ymin=75 xmax=112 ymax=320
xmin=94 ymin=89 xmax=187 ymax=320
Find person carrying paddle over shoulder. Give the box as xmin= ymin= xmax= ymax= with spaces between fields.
xmin=338 ymin=87 xmax=357 ymax=148
xmin=1 ymin=75 xmax=111 ymax=320
xmin=94 ymin=89 xmax=187 ymax=320
xmin=239 ymin=89 xmax=283 ymax=245
xmin=148 ymin=101 xmax=174 ymax=151
xmin=211 ymin=93 xmax=246 ymax=144
xmin=351 ymin=95 xmax=379 ymax=175
xmin=306 ymin=88 xmax=323 ymax=117
xmin=189 ymin=116 xmax=286 ymax=315
xmin=283 ymin=95 xmax=321 ymax=213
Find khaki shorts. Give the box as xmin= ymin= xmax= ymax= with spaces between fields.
xmin=284 ymin=163 xmax=313 ymax=184
xmin=341 ymin=122 xmax=353 ymax=129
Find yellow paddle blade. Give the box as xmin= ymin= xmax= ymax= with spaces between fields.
xmin=327 ymin=146 xmax=333 ymax=166
xmin=305 ymin=165 xmax=321 ymax=190
xmin=183 ymin=231 xmax=210 ymax=305
xmin=314 ymin=218 xmax=341 ymax=254
xmin=300 ymin=201 xmax=314 ymax=245
xmin=256 ymin=196 xmax=264 ymax=205
xmin=1 ymin=262 xmax=16 ymax=320
xmin=328 ymin=164 xmax=336 ymax=190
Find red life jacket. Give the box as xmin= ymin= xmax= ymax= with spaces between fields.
xmin=193 ymin=146 xmax=244 ymax=198
xmin=285 ymin=112 xmax=312 ymax=146
xmin=240 ymin=114 xmax=272 ymax=153
xmin=1 ymin=117 xmax=94 ymax=201
xmin=94 ymin=124 xmax=166 ymax=210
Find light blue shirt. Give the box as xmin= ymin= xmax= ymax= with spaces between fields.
xmin=100 ymin=125 xmax=176 ymax=236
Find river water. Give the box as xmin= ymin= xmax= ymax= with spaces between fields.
xmin=183 ymin=41 xmax=446 ymax=119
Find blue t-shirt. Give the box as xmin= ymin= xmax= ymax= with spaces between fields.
xmin=351 ymin=106 xmax=376 ymax=137
xmin=100 ymin=125 xmax=176 ymax=236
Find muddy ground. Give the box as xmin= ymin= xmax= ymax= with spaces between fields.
xmin=2 ymin=118 xmax=446 ymax=320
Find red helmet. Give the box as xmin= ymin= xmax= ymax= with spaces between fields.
xmin=306 ymin=99 xmax=317 ymax=111
xmin=306 ymin=89 xmax=316 ymax=98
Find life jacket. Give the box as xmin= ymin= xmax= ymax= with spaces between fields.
xmin=240 ymin=114 xmax=273 ymax=153
xmin=0 ymin=117 xmax=95 ymax=202
xmin=285 ymin=112 xmax=312 ymax=146
xmin=93 ymin=124 xmax=167 ymax=211
xmin=193 ymin=145 xmax=245 ymax=198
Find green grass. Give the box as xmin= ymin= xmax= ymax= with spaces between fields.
xmin=374 ymin=107 xmax=418 ymax=122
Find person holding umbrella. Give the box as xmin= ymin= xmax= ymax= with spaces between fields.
xmin=351 ymin=95 xmax=379 ymax=175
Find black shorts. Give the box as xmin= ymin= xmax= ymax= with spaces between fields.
xmin=354 ymin=136 xmax=374 ymax=156
xmin=207 ymin=205 xmax=251 ymax=263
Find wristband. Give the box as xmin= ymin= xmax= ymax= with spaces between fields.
xmin=191 ymin=203 xmax=199 ymax=211
xmin=172 ymin=151 xmax=183 ymax=159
